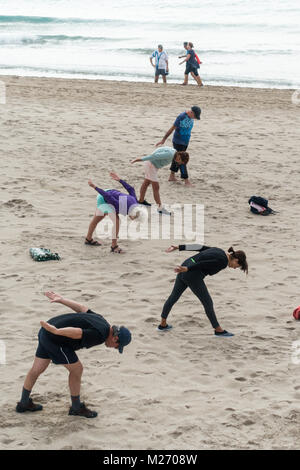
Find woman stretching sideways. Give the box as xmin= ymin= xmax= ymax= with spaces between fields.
xmin=158 ymin=244 xmax=248 ymax=336
xmin=85 ymin=172 xmax=139 ymax=253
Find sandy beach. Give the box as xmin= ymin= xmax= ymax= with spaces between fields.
xmin=0 ymin=75 xmax=300 ymax=450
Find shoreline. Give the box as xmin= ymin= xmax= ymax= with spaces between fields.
xmin=0 ymin=73 xmax=297 ymax=93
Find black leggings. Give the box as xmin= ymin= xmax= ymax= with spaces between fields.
xmin=161 ymin=269 xmax=220 ymax=329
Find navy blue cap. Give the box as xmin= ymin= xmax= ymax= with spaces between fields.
xmin=191 ymin=106 xmax=201 ymax=120
xmin=118 ymin=326 xmax=132 ymax=354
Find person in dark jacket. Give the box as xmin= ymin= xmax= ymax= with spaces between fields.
xmin=16 ymin=292 xmax=131 ymax=418
xmin=179 ymin=43 xmax=203 ymax=86
xmin=158 ymin=244 xmax=248 ymax=336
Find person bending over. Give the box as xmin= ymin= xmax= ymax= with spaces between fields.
xmin=158 ymin=244 xmax=248 ymax=336
xmin=16 ymin=292 xmax=132 ymax=418
xmin=131 ymin=146 xmax=189 ymax=214
xmin=85 ymin=172 xmax=139 ymax=253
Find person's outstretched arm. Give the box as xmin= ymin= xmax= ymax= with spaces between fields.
xmin=88 ymin=179 xmax=117 ymax=209
xmin=156 ymin=125 xmax=176 ymax=147
xmin=179 ymin=53 xmax=191 ymax=65
xmin=166 ymin=244 xmax=210 ymax=253
xmin=110 ymin=172 xmax=137 ymax=198
xmin=40 ymin=320 xmax=83 ymax=339
xmin=45 ymin=291 xmax=88 ymax=313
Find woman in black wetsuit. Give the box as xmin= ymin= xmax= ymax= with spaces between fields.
xmin=158 ymin=244 xmax=248 ymax=337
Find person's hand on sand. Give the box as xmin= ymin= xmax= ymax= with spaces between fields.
xmin=156 ymin=140 xmax=165 ymax=147
xmin=110 ymin=172 xmax=120 ymax=181
xmin=174 ymin=266 xmax=188 ymax=273
xmin=166 ymin=245 xmax=179 ymax=253
xmin=40 ymin=320 xmax=58 ymax=335
xmin=88 ymin=179 xmax=96 ymax=189
xmin=45 ymin=291 xmax=63 ymax=303
xmin=131 ymin=158 xmax=141 ymax=164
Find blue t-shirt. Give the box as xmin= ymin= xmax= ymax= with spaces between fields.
xmin=172 ymin=112 xmax=194 ymax=146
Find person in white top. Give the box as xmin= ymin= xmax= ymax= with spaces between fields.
xmin=150 ymin=44 xmax=169 ymax=84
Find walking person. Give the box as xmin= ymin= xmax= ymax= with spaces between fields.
xmin=179 ymin=42 xmax=202 ymax=86
xmin=179 ymin=42 xmax=203 ymax=87
xmin=150 ymin=44 xmax=169 ymax=84
xmin=16 ymin=291 xmax=132 ymax=418
xmin=157 ymin=244 xmax=248 ymax=336
xmin=156 ymin=106 xmax=201 ymax=186
xmin=85 ymin=172 xmax=140 ymax=253
xmin=131 ymin=146 xmax=189 ymax=215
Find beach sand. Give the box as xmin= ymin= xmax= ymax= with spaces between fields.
xmin=0 ymin=75 xmax=300 ymax=450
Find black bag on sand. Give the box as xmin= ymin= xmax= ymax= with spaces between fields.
xmin=248 ymin=196 xmax=277 ymax=215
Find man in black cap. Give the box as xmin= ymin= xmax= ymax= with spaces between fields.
xmin=156 ymin=106 xmax=201 ymax=186
xmin=16 ymin=291 xmax=132 ymax=418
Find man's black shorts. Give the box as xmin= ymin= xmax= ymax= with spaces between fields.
xmin=185 ymin=64 xmax=199 ymax=76
xmin=36 ymin=328 xmax=79 ymax=365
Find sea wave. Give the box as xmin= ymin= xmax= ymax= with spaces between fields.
xmin=0 ymin=64 xmax=297 ymax=89
xmin=0 ymin=15 xmax=297 ymax=31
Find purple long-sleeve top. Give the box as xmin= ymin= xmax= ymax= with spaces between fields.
xmin=95 ymin=179 xmax=138 ymax=215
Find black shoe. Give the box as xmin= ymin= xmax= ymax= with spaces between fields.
xmin=68 ymin=402 xmax=98 ymax=418
xmin=139 ymin=200 xmax=151 ymax=206
xmin=16 ymin=398 xmax=43 ymax=413
xmin=157 ymin=324 xmax=173 ymax=332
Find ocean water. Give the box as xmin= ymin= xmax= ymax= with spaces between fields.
xmin=0 ymin=0 xmax=299 ymax=88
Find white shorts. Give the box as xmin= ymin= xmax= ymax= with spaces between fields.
xmin=144 ymin=161 xmax=158 ymax=182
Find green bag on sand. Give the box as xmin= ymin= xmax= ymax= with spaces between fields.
xmin=29 ymin=247 xmax=61 ymax=262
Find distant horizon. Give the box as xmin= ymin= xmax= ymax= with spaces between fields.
xmin=0 ymin=0 xmax=299 ymax=89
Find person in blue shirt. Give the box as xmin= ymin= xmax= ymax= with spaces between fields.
xmin=156 ymin=106 xmax=201 ymax=186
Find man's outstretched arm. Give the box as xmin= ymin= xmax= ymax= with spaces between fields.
xmin=45 ymin=291 xmax=88 ymax=313
xmin=156 ymin=125 xmax=176 ymax=146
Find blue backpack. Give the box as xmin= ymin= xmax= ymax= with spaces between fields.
xmin=248 ymin=196 xmax=276 ymax=215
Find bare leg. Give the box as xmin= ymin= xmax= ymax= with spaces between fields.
xmin=64 ymin=361 xmax=83 ymax=397
xmin=86 ymin=214 xmax=105 ymax=241
xmin=151 ymin=182 xmax=162 ymax=206
xmin=191 ymin=72 xmax=203 ymax=86
xmin=181 ymin=73 xmax=188 ymax=85
xmin=139 ymin=179 xmax=151 ymax=202
xmin=154 ymin=75 xmax=158 ymax=83
xmin=162 ymin=75 xmax=167 ymax=84
xmin=110 ymin=213 xmax=124 ymax=253
xmin=168 ymin=171 xmax=177 ymax=182
xmin=24 ymin=357 xmax=51 ymax=391
xmin=64 ymin=361 xmax=97 ymax=417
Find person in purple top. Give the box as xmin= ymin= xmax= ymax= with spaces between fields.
xmin=85 ymin=172 xmax=139 ymax=253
